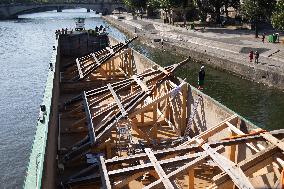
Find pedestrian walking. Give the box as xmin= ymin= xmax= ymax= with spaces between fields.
xmin=255 ymin=51 xmax=259 ymax=64
xmin=262 ymin=33 xmax=265 ymax=43
xmin=198 ymin=66 xmax=205 ymax=90
xmin=249 ymin=51 xmax=254 ymax=63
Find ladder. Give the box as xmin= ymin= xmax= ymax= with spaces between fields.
xmin=115 ymin=121 xmax=133 ymax=156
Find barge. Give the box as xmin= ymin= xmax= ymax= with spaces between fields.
xmin=24 ymin=27 xmax=284 ymax=189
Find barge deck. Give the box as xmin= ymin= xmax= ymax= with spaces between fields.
xmin=24 ymin=32 xmax=284 ymax=189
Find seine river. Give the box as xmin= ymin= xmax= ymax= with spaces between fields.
xmin=0 ymin=8 xmax=283 ymax=188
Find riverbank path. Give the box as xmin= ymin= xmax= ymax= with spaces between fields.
xmin=107 ymin=14 xmax=284 ymax=75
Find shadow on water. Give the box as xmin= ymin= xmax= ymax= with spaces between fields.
xmin=130 ymin=42 xmax=284 ymax=131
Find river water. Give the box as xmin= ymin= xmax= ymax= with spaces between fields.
xmin=0 ymin=9 xmax=283 ymax=188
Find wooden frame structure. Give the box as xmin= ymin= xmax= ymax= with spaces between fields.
xmin=61 ymin=36 xmax=138 ymax=82
xmin=63 ymin=114 xmax=284 ymax=189
xmin=57 ymin=38 xmax=284 ymax=189
xmin=60 ymin=58 xmax=190 ymax=164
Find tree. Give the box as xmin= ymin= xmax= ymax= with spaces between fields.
xmin=147 ymin=0 xmax=160 ymax=10
xmin=241 ymin=0 xmax=276 ymax=21
xmin=122 ymin=0 xmax=147 ymax=15
xmin=271 ymin=0 xmax=284 ymax=30
xmin=241 ymin=0 xmax=276 ymax=37
xmin=194 ymin=0 xmax=224 ymax=23
xmin=223 ymin=0 xmax=240 ymax=17
xmin=194 ymin=0 xmax=240 ymax=23
xmin=146 ymin=0 xmax=160 ymax=18
xmin=146 ymin=0 xmax=183 ymax=23
xmin=208 ymin=0 xmax=225 ymax=23
xmin=194 ymin=0 xmax=212 ymax=22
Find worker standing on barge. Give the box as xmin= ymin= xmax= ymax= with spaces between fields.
xmin=198 ymin=66 xmax=205 ymax=90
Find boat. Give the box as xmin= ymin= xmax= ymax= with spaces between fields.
xmin=75 ymin=18 xmax=85 ymax=31
xmin=24 ymin=24 xmax=284 ymax=189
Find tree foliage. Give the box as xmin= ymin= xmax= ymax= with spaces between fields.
xmin=122 ymin=0 xmax=147 ymax=10
xmin=194 ymin=0 xmax=240 ymax=23
xmin=241 ymin=0 xmax=276 ymax=21
xmin=271 ymin=0 xmax=284 ymax=30
xmin=147 ymin=0 xmax=184 ymax=10
xmin=147 ymin=0 xmax=160 ymax=9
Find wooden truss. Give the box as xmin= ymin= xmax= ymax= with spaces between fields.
xmin=60 ymin=58 xmax=190 ymax=163
xmin=62 ymin=36 xmax=138 ymax=82
xmin=63 ymin=114 xmax=284 ymax=189
xmin=58 ymin=38 xmax=284 ymax=188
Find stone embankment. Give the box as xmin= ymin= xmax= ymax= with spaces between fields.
xmin=103 ymin=15 xmax=284 ymax=90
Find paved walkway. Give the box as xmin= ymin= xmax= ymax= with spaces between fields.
xmin=110 ymin=14 xmax=284 ymax=74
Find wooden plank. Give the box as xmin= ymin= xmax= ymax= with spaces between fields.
xmin=261 ymin=132 xmax=284 ymax=151
xmin=107 ymin=150 xmax=204 ymax=178
xmin=91 ymin=53 xmax=101 ymax=65
xmin=188 ymin=168 xmax=194 ymax=189
xmin=158 ymin=66 xmax=170 ymax=75
xmin=181 ymin=84 xmax=188 ymax=135
xmin=196 ymin=139 xmax=255 ymax=189
xmin=152 ymin=89 xmax=158 ymax=139
xmin=106 ymin=135 xmax=258 ymax=166
xmin=141 ymin=101 xmax=145 ymax=123
xmin=281 ymin=169 xmax=284 ymax=189
xmin=143 ymin=146 xmax=223 ymax=189
xmin=104 ymin=129 xmax=284 ymax=166
xmin=229 ymin=130 xmax=237 ymax=162
xmin=226 ymin=122 xmax=284 ymax=166
xmin=129 ymin=82 xmax=186 ymax=118
xmin=226 ymin=122 xmax=260 ymax=152
xmin=214 ymin=142 xmax=282 ymax=187
xmin=113 ymin=172 xmax=145 ymax=189
xmin=108 ymin=162 xmax=153 ymax=177
xmin=107 ymin=84 xmax=127 ymax=117
xmin=181 ymin=114 xmax=238 ymax=147
xmin=76 ymin=58 xmax=84 ymax=79
xmin=144 ymin=148 xmax=175 ymax=189
xmin=98 ymin=156 xmax=112 ymax=189
xmin=132 ymin=75 xmax=149 ymax=92
xmin=143 ymin=154 xmax=207 ymax=189
xmin=82 ymin=92 xmax=96 ymax=144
